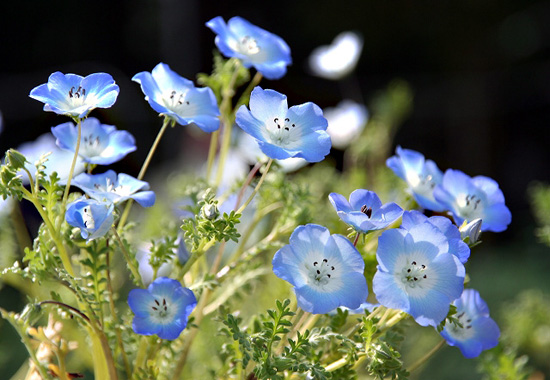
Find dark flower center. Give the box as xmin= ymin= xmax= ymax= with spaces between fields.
xmin=151 ymin=297 xmax=170 ymax=318
xmin=68 ymin=86 xmax=86 ymax=99
xmin=360 ymin=205 xmax=373 ymax=218
xmin=308 ymin=258 xmax=336 ymax=285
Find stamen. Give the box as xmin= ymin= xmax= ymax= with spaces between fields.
xmin=360 ymin=205 xmax=373 ymax=217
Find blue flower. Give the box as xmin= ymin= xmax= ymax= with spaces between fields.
xmin=272 ymin=224 xmax=368 ymax=314
xmin=206 ymin=16 xmax=292 ymax=80
xmin=128 ymin=277 xmax=197 ymax=340
xmin=440 ymin=289 xmax=500 ymax=358
xmin=51 ymin=117 xmax=136 ymax=165
xmin=386 ymin=146 xmax=445 ymax=211
xmin=29 ymin=72 xmax=119 ymax=119
xmin=433 ymin=169 xmax=512 ymax=233
xmin=71 ymin=170 xmax=155 ymax=207
xmin=236 ymin=87 xmax=331 ymax=162
xmin=373 ymin=221 xmax=465 ymax=327
xmin=132 ymin=63 xmax=220 ymax=132
xmin=401 ymin=210 xmax=470 ymax=264
xmin=328 ymin=189 xmax=403 ymax=234
xmin=65 ymin=197 xmax=114 ymax=242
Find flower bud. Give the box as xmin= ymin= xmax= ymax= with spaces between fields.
xmin=460 ymin=218 xmax=482 ymax=245
xmin=201 ymin=203 xmax=219 ymax=220
xmin=5 ymin=149 xmax=27 ymax=170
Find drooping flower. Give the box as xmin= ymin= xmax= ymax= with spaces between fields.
xmin=386 ymin=146 xmax=445 ymax=212
xmin=433 ymin=169 xmax=512 ymax=233
xmin=401 ymin=210 xmax=470 ymax=264
xmin=132 ymin=63 xmax=220 ymax=132
xmin=128 ymin=277 xmax=197 ymax=340
xmin=51 ymin=117 xmax=136 ymax=165
xmin=328 ymin=189 xmax=403 ymax=234
xmin=440 ymin=289 xmax=500 ymax=358
xmin=71 ymin=170 xmax=155 ymax=207
xmin=373 ymin=221 xmax=465 ymax=327
xmin=16 ymin=133 xmax=85 ymax=183
xmin=272 ymin=224 xmax=368 ymax=314
xmin=206 ymin=16 xmax=292 ymax=80
xmin=324 ymin=100 xmax=368 ymax=149
xmin=308 ymin=31 xmax=363 ymax=80
xmin=65 ymin=197 xmax=114 ymax=242
xmin=29 ymin=72 xmax=119 ymax=119
xmin=236 ymin=87 xmax=331 ymax=162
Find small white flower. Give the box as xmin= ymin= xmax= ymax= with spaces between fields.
xmin=308 ymin=32 xmax=363 ymax=80
xmin=324 ymin=100 xmax=368 ymax=149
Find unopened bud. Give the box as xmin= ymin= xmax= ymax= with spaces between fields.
xmin=201 ymin=203 xmax=219 ymax=220
xmin=459 ymin=218 xmax=482 ymax=245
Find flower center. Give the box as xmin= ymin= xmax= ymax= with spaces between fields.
xmin=67 ymin=85 xmax=89 ymax=108
xmin=239 ymin=36 xmax=260 ymax=55
xmin=82 ymin=206 xmax=95 ymax=230
xmin=93 ymin=178 xmax=127 ymax=196
xmin=307 ymin=258 xmax=335 ymax=286
xmin=407 ymin=172 xmax=436 ymax=197
xmin=267 ymin=117 xmax=299 ymax=147
xmin=448 ymin=311 xmax=475 ymax=338
xmin=400 ymin=260 xmax=428 ymax=288
xmin=79 ymin=133 xmax=105 ymax=157
xmin=360 ymin=205 xmax=373 ymax=218
xmin=151 ymin=297 xmax=170 ymax=319
xmin=163 ymin=90 xmax=191 ymax=113
xmin=456 ymin=193 xmax=484 ymax=220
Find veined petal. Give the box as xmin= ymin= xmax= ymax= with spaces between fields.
xmin=128 ymin=289 xmax=155 ymax=317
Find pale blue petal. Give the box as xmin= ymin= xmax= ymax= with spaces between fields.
xmin=292 ymin=130 xmax=331 ymax=162
xmin=131 ymin=191 xmax=156 ymax=207
xmin=128 ymin=289 xmax=155 ymax=317
xmin=328 ymin=193 xmax=352 ymax=213
xmin=132 ymin=316 xmax=160 ymax=336
xmin=472 ymin=176 xmax=505 ymax=203
xmin=375 ymin=228 xmax=407 ymax=272
xmin=349 ymin=189 xmax=382 ymax=211
xmin=157 ymin=319 xmax=185 ymax=340
xmin=248 ymin=87 xmax=288 ymax=123
xmin=481 ymin=203 xmax=512 ymax=232
xmin=373 ymin=270 xmax=410 ymax=311
xmin=409 ymin=289 xmax=453 ymax=327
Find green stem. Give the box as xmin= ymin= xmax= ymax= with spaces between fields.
xmin=407 ymin=339 xmax=446 ymax=373
xmin=232 ymin=71 xmax=263 ymax=116
xmin=111 ymin=227 xmax=141 ymax=283
xmin=118 ymin=117 xmax=171 ymax=232
xmin=134 ymin=336 xmax=149 ymax=374
xmin=57 ymin=118 xmax=82 ymax=231
xmin=180 ymin=239 xmax=216 ymax=277
xmin=236 ymin=159 xmax=273 ymax=215
xmin=206 ymin=130 xmax=219 ymax=182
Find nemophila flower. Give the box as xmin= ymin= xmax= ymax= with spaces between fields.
xmin=324 ymin=100 xmax=368 ymax=149
xmin=401 ymin=210 xmax=470 ymax=264
xmin=65 ymin=197 xmax=114 ymax=242
xmin=308 ymin=31 xmax=363 ymax=80
xmin=132 ymin=63 xmax=220 ymax=132
xmin=51 ymin=117 xmax=136 ymax=165
xmin=29 ymin=72 xmax=119 ymax=119
xmin=128 ymin=277 xmax=197 ymax=340
xmin=440 ymin=289 xmax=500 ymax=358
xmin=206 ymin=16 xmax=291 ymax=80
xmin=71 ymin=170 xmax=155 ymax=207
xmin=328 ymin=189 xmax=403 ymax=234
xmin=433 ymin=169 xmax=512 ymax=233
xmin=272 ymin=224 xmax=368 ymax=314
xmin=236 ymin=87 xmax=331 ymax=162
xmin=373 ymin=221 xmax=465 ymax=327
xmin=386 ymin=146 xmax=445 ymax=212
xmin=16 ymin=133 xmax=85 ymax=183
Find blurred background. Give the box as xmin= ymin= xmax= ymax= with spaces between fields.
xmin=1 ymin=0 xmax=549 ymax=379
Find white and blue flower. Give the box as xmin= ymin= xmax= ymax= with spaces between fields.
xmin=401 ymin=210 xmax=470 ymax=264
xmin=272 ymin=224 xmax=368 ymax=314
xmin=440 ymin=288 xmax=500 ymax=358
xmin=132 ymin=63 xmax=220 ymax=132
xmin=71 ymin=170 xmax=155 ymax=207
xmin=51 ymin=117 xmax=136 ymax=165
xmin=386 ymin=146 xmax=445 ymax=211
xmin=433 ymin=169 xmax=512 ymax=232
xmin=236 ymin=87 xmax=331 ymax=162
xmin=65 ymin=197 xmax=114 ymax=242
xmin=29 ymin=72 xmax=119 ymax=119
xmin=206 ymin=16 xmax=291 ymax=80
xmin=128 ymin=277 xmax=197 ymax=340
xmin=373 ymin=221 xmax=465 ymax=327
xmin=329 ymin=189 xmax=403 ymax=234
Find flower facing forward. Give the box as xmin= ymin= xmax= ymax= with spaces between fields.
xmin=433 ymin=169 xmax=512 ymax=232
xmin=272 ymin=224 xmax=368 ymax=314
xmin=401 ymin=210 xmax=470 ymax=264
xmin=328 ymin=189 xmax=403 ymax=234
xmin=386 ymin=146 xmax=445 ymax=211
xmin=206 ymin=16 xmax=291 ymax=80
xmin=71 ymin=170 xmax=155 ymax=207
xmin=51 ymin=117 xmax=136 ymax=165
xmin=29 ymin=72 xmax=119 ymax=119
xmin=236 ymin=87 xmax=331 ymax=162
xmin=132 ymin=63 xmax=220 ymax=132
xmin=308 ymin=31 xmax=363 ymax=80
xmin=128 ymin=277 xmax=197 ymax=340
xmin=65 ymin=197 xmax=114 ymax=242
xmin=373 ymin=221 xmax=465 ymax=327
xmin=440 ymin=289 xmax=500 ymax=358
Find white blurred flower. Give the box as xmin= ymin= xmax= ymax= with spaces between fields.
xmin=16 ymin=133 xmax=85 ymax=184
xmin=237 ymin=131 xmax=308 ymax=173
xmin=136 ymin=243 xmax=173 ymax=286
xmin=308 ymin=31 xmax=363 ymax=80
xmin=325 ymin=100 xmax=369 ymax=149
